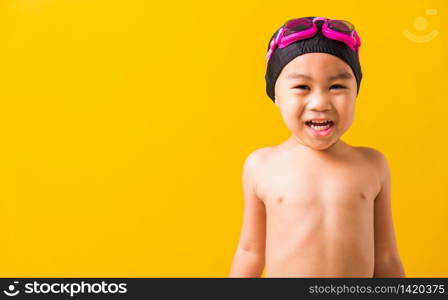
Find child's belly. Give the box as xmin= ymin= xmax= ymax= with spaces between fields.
xmin=263 ymin=189 xmax=375 ymax=277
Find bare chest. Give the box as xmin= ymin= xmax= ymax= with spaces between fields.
xmin=256 ymin=159 xmax=380 ymax=212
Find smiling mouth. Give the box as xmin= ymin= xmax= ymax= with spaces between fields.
xmin=305 ymin=120 xmax=335 ymax=131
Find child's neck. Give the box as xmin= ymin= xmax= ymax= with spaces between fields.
xmin=284 ymin=134 xmax=350 ymax=156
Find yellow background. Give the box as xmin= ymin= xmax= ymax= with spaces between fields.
xmin=0 ymin=0 xmax=446 ymax=277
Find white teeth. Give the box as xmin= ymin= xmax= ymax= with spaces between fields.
xmin=310 ymin=124 xmax=331 ymax=131
xmin=312 ymin=120 xmax=330 ymax=124
xmin=305 ymin=119 xmax=334 ymax=131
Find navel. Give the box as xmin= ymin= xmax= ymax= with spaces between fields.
xmin=360 ymin=192 xmax=366 ymax=200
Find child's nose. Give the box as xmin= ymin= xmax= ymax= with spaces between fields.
xmin=307 ymin=92 xmax=332 ymax=111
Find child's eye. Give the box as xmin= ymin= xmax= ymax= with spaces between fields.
xmin=294 ymin=85 xmax=310 ymax=90
xmin=330 ymin=84 xmax=346 ymax=90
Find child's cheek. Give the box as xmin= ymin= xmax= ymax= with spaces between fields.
xmin=287 ymin=104 xmax=305 ymax=132
xmin=277 ymin=104 xmax=295 ymax=131
xmin=340 ymin=107 xmax=356 ymax=133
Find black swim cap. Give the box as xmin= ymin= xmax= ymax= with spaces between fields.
xmin=265 ymin=17 xmax=363 ymax=102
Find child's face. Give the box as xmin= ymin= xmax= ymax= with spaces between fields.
xmin=274 ymin=53 xmax=358 ymax=150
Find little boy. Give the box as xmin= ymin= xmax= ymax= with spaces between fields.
xmin=229 ymin=17 xmax=405 ymax=277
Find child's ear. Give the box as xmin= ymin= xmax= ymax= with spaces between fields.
xmin=274 ymin=96 xmax=279 ymax=107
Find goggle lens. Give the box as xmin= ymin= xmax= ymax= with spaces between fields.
xmin=283 ymin=18 xmax=313 ymax=36
xmin=328 ymin=19 xmax=354 ymax=34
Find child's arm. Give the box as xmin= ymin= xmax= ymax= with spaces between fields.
xmin=373 ymin=153 xmax=405 ymax=277
xmin=229 ymin=152 xmax=266 ymax=277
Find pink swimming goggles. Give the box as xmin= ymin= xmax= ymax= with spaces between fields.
xmin=266 ymin=17 xmax=361 ymax=63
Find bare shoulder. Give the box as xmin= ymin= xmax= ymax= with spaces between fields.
xmin=242 ymin=146 xmax=278 ymax=185
xmin=354 ymin=146 xmax=388 ymax=164
xmin=243 ymin=146 xmax=276 ymax=173
xmin=241 ymin=147 xmax=276 ymax=202
xmin=353 ymin=146 xmax=390 ymax=180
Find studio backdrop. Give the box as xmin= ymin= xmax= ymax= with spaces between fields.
xmin=0 ymin=0 xmax=446 ymax=277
